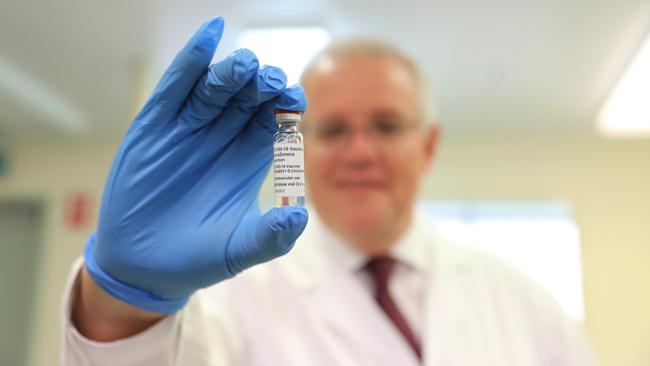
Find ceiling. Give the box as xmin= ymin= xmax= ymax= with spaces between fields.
xmin=1 ymin=0 xmax=649 ymax=138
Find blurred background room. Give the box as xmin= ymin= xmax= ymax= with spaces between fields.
xmin=1 ymin=0 xmax=649 ymax=365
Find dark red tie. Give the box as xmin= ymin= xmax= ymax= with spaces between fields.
xmin=365 ymin=257 xmax=422 ymax=360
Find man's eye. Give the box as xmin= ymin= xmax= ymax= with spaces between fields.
xmin=318 ymin=125 xmax=346 ymax=139
xmin=373 ymin=120 xmax=402 ymax=136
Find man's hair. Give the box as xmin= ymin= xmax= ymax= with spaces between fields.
xmin=300 ymin=39 xmax=438 ymax=124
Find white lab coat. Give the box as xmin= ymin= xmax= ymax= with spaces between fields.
xmin=62 ymin=213 xmax=597 ymax=366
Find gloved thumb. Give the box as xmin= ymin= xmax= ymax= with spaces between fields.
xmin=226 ymin=206 xmax=308 ymax=275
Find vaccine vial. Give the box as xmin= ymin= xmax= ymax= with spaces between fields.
xmin=273 ymin=109 xmax=306 ymax=207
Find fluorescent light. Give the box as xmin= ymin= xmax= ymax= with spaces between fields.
xmin=598 ymin=33 xmax=650 ymax=137
xmin=0 ymin=58 xmax=86 ymax=134
xmin=238 ymin=27 xmax=330 ymax=86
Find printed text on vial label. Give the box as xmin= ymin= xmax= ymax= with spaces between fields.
xmin=273 ymin=143 xmax=305 ymax=197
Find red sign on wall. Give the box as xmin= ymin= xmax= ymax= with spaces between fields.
xmin=64 ymin=192 xmax=93 ymax=230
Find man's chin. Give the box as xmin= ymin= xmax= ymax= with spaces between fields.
xmin=338 ymin=204 xmax=390 ymax=232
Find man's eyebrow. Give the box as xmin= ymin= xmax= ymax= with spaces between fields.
xmin=312 ymin=115 xmax=348 ymax=125
xmin=370 ymin=110 xmax=408 ymax=121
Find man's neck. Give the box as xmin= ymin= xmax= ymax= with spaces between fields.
xmin=338 ymin=214 xmax=413 ymax=257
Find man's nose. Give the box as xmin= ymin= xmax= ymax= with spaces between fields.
xmin=342 ymin=130 xmax=379 ymax=166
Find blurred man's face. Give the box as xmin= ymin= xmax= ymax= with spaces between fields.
xmin=302 ymin=55 xmax=438 ymax=254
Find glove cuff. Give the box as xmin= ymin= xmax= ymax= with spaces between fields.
xmin=83 ymin=233 xmax=190 ymax=314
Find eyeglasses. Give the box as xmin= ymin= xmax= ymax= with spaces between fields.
xmin=301 ymin=118 xmax=422 ymax=150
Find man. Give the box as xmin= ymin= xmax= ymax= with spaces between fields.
xmin=62 ymin=17 xmax=597 ymax=365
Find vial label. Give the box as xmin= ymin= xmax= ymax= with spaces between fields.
xmin=273 ymin=142 xmax=305 ymax=198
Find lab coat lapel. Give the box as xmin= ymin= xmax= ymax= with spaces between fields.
xmin=309 ymin=265 xmax=420 ymax=366
xmin=287 ymin=216 xmax=419 ymax=366
xmin=421 ymin=233 xmax=474 ymax=366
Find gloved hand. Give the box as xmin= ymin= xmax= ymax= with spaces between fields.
xmin=84 ymin=17 xmax=308 ymax=314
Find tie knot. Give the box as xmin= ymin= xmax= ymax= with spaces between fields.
xmin=364 ymin=256 xmax=397 ymax=289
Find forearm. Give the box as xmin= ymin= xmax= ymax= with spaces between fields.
xmin=72 ymin=265 xmax=166 ymax=342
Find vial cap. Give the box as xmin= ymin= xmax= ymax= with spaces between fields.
xmin=275 ymin=109 xmax=301 ymax=123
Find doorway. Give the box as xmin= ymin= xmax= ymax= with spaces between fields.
xmin=0 ymin=199 xmax=44 ymax=365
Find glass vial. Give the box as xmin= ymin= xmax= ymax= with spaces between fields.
xmin=273 ymin=109 xmax=306 ymax=207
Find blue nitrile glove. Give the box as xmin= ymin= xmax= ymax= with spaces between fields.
xmin=83 ymin=17 xmax=308 ymax=314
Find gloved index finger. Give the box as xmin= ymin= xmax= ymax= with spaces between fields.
xmin=177 ymin=48 xmax=260 ymax=131
xmin=138 ymin=17 xmax=225 ymax=123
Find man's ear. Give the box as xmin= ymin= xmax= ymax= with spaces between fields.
xmin=422 ymin=123 xmax=440 ymax=171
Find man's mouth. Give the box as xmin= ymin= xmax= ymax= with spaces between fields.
xmin=335 ymin=181 xmax=385 ymax=189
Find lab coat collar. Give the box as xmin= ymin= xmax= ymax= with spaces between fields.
xmin=311 ymin=214 xmax=366 ymax=276
xmin=293 ymin=208 xmax=431 ymax=283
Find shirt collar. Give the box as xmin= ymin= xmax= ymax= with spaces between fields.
xmin=314 ymin=211 xmax=430 ymax=275
xmin=389 ymin=215 xmax=429 ymax=274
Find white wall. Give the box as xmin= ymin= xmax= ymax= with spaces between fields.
xmin=0 ymin=134 xmax=648 ymax=366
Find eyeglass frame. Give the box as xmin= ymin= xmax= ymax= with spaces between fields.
xmin=299 ymin=116 xmax=426 ymax=150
